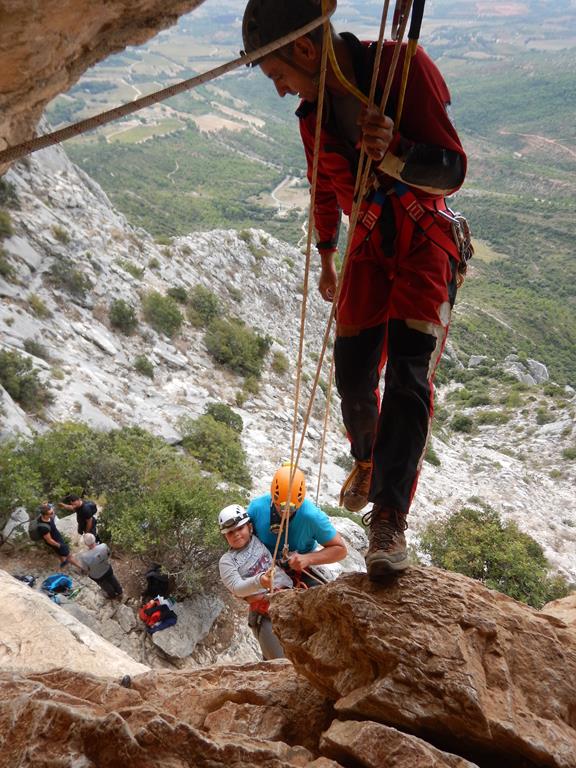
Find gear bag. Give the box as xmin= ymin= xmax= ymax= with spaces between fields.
xmin=28 ymin=516 xmax=43 ymax=542
xmin=41 ymin=573 xmax=73 ymax=595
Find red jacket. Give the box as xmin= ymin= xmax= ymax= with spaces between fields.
xmin=298 ymin=36 xmax=467 ymax=251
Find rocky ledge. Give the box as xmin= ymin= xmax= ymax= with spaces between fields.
xmin=2 ymin=566 xmax=575 ymax=768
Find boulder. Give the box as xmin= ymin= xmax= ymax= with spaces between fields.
xmin=526 ymin=358 xmax=549 ymax=384
xmin=0 ymin=0 xmax=206 ymax=166
xmin=320 ymin=720 xmax=480 ymax=768
xmin=270 ymin=568 xmax=576 ymax=768
xmin=0 ymin=385 xmax=32 ymax=440
xmin=0 ymin=569 xmax=148 ymax=678
xmin=542 ymin=593 xmax=576 ymax=630
xmin=152 ymin=594 xmax=224 ymax=659
xmin=1 ymin=506 xmax=29 ymax=542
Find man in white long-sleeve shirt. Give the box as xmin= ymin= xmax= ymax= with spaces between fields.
xmin=218 ymin=504 xmax=292 ymax=660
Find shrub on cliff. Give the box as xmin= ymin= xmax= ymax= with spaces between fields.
xmin=142 ymin=291 xmax=183 ymax=337
xmin=419 ymin=504 xmax=570 ymax=608
xmin=180 ymin=414 xmax=251 ymax=488
xmin=204 ymin=318 xmax=271 ymax=378
xmin=0 ymin=349 xmax=52 ymax=412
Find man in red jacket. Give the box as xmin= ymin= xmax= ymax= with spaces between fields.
xmin=242 ymin=0 xmax=468 ymax=578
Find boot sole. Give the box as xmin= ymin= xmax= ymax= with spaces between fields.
xmin=340 ymin=495 xmax=369 ymax=512
xmin=367 ymin=556 xmax=409 ymax=580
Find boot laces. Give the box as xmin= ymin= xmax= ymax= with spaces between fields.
xmin=362 ymin=508 xmax=407 ymax=549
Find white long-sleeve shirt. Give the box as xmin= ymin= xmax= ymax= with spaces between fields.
xmin=219 ymin=535 xmax=293 ymax=600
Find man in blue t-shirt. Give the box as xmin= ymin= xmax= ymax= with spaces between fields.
xmin=247 ymin=464 xmax=347 ymax=577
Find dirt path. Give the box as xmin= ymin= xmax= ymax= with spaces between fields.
xmin=499 ymin=129 xmax=576 ymax=160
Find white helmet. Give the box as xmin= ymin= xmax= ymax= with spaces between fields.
xmin=218 ymin=504 xmax=250 ymax=533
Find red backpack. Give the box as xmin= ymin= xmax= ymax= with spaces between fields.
xmin=139 ymin=598 xmax=162 ymax=627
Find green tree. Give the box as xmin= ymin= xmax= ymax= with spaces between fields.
xmin=107 ymin=463 xmax=230 ymax=588
xmin=419 ymin=505 xmax=570 ymax=608
xmin=47 ymin=258 xmax=92 ymax=301
xmin=271 ymin=350 xmax=289 ymax=375
xmin=22 ymin=422 xmax=101 ymax=499
xmin=0 ymin=441 xmax=42 ymax=534
xmin=187 ymin=284 xmax=220 ymax=327
xmin=0 ymin=210 xmax=14 ymax=240
xmin=204 ymin=402 xmax=243 ymax=434
xmin=180 ymin=414 xmax=251 ymax=487
xmin=451 ymin=414 xmax=474 ymax=433
xmin=134 ymin=354 xmax=154 ymax=379
xmin=167 ymin=285 xmax=188 ymax=304
xmin=109 ymin=299 xmax=138 ymax=334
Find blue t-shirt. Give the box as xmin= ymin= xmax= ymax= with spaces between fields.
xmin=247 ymin=494 xmax=337 ymax=555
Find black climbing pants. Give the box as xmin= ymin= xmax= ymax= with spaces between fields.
xmin=94 ymin=567 xmax=123 ymax=598
xmin=334 ymin=319 xmax=446 ymax=514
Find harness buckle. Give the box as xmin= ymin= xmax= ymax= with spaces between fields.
xmin=439 ymin=208 xmax=474 ymax=264
xmin=406 ymin=199 xmax=425 ymax=222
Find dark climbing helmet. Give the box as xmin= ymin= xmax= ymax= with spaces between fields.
xmin=242 ymin=0 xmax=324 ymax=63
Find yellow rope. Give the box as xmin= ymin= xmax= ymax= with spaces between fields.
xmin=315 ymin=353 xmax=335 ymax=506
xmin=289 ymin=4 xmax=411 ymax=485
xmin=0 ymin=3 xmax=337 ymax=166
xmin=394 ymin=36 xmax=418 ymax=126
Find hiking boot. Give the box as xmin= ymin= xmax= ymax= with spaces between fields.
xmin=363 ymin=506 xmax=409 ymax=579
xmin=339 ymin=460 xmax=372 ymax=512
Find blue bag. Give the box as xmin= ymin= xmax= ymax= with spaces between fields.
xmin=41 ymin=573 xmax=73 ymax=595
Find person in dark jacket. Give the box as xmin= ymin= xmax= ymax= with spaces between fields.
xmin=59 ymin=494 xmax=99 ymax=538
xmin=242 ymin=0 xmax=469 ymax=579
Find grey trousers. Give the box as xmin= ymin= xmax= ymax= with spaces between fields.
xmin=248 ymin=611 xmax=284 ymax=660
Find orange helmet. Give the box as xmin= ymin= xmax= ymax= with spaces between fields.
xmin=271 ymin=463 xmax=306 ymax=511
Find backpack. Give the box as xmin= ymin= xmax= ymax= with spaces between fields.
xmin=143 ymin=565 xmax=171 ymax=598
xmin=28 ymin=516 xmax=44 ymax=542
xmin=41 ymin=574 xmax=73 ymax=595
xmin=139 ymin=598 xmax=162 ymax=627
xmin=13 ymin=574 xmax=37 ymax=588
xmin=139 ymin=599 xmax=176 ymax=628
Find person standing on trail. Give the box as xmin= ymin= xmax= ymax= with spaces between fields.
xmin=247 ymin=464 xmax=347 ymax=587
xmin=79 ymin=533 xmax=123 ymax=599
xmin=241 ymin=0 xmax=469 ymax=579
xmin=218 ymin=504 xmax=293 ymax=660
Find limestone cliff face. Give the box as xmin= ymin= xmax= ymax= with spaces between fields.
xmin=0 ymin=0 xmax=205 ymax=162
